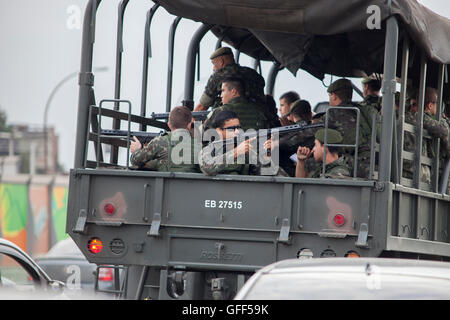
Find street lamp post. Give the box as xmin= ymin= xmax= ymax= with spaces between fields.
xmin=43 ymin=66 xmax=108 ymax=173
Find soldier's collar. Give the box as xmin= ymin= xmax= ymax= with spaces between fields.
xmin=227 ymin=96 xmax=247 ymax=104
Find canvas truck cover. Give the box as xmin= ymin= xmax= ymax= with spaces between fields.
xmin=154 ymin=0 xmax=450 ymax=84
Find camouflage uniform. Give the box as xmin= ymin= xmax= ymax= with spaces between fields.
xmin=360 ymin=95 xmax=382 ymax=113
xmin=423 ymin=112 xmax=450 ymax=159
xmin=309 ymin=157 xmax=351 ymax=179
xmin=302 ymin=128 xmax=351 ymax=179
xmin=401 ymin=110 xmax=416 ymax=180
xmin=199 ymin=63 xmax=266 ymax=110
xmin=205 ymin=96 xmax=269 ymax=131
xmin=401 ymin=110 xmax=450 ymax=183
xmin=279 ymin=120 xmax=317 ymax=153
xmin=130 ymin=129 xmax=201 ymax=172
xmin=319 ymin=102 xmax=380 ymax=179
xmin=198 ymin=142 xmax=255 ymax=176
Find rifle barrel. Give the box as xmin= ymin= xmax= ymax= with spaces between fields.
xmin=210 ymin=123 xmax=324 ymax=147
xmin=151 ymin=111 xmax=209 ymax=120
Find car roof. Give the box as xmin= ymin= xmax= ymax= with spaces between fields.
xmin=260 ymin=258 xmax=450 ymax=275
xmin=35 ymin=237 xmax=85 ymax=259
xmin=235 ymin=258 xmax=450 ymax=299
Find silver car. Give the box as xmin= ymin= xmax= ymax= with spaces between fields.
xmin=0 ymin=238 xmax=65 ymax=298
xmin=234 ymin=258 xmax=450 ymax=300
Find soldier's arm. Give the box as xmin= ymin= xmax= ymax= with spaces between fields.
xmin=199 ymin=143 xmax=237 ymax=176
xmin=199 ymin=140 xmax=252 ymax=176
xmin=198 ymin=74 xmax=218 ymax=109
xmin=130 ymin=136 xmax=167 ymax=168
xmin=423 ymin=114 xmax=449 ymax=141
xmin=295 ymin=146 xmax=311 ymax=178
xmin=424 ymin=114 xmax=450 ymax=157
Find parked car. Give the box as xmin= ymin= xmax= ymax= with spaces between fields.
xmin=34 ymin=237 xmax=119 ymax=295
xmin=234 ymin=258 xmax=450 ymax=300
xmin=0 ymin=238 xmax=65 ymax=299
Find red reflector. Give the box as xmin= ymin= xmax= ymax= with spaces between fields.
xmin=98 ymin=268 xmax=114 ymax=282
xmin=88 ymin=238 xmax=103 ymax=254
xmin=333 ymin=214 xmax=345 ymax=227
xmin=104 ymin=203 xmax=115 ymax=215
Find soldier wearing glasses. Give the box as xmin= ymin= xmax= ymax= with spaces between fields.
xmin=199 ymin=110 xmax=258 ymax=176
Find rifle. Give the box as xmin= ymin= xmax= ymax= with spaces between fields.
xmin=151 ymin=110 xmax=210 ymax=121
xmin=210 ymin=123 xmax=324 ymax=149
xmin=100 ymin=129 xmax=166 ymax=145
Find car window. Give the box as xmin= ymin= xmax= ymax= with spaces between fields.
xmin=0 ymin=253 xmax=38 ymax=290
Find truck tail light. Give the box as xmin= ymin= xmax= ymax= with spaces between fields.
xmin=88 ymin=238 xmax=103 ymax=254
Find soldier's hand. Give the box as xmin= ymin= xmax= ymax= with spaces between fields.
xmin=130 ymin=136 xmax=142 ymax=153
xmin=297 ymin=146 xmax=311 ymax=161
xmin=264 ymin=138 xmax=279 ymax=151
xmin=234 ymin=138 xmax=254 ymax=157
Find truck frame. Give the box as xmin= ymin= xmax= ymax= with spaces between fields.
xmin=67 ymin=0 xmax=450 ymax=299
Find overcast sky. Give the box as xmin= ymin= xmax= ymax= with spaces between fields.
xmin=0 ymin=0 xmax=449 ymax=172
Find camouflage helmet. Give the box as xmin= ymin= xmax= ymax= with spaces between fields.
xmin=314 ymin=128 xmax=343 ymax=144
xmin=327 ymin=78 xmax=353 ymax=93
xmin=210 ymin=47 xmax=233 ymax=59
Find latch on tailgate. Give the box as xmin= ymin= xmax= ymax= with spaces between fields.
xmin=147 ymin=212 xmax=161 ymax=237
xmin=277 ymin=218 xmax=291 ymax=244
xmin=73 ymin=209 xmax=87 ymax=234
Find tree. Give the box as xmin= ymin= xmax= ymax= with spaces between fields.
xmin=0 ymin=108 xmax=10 ymax=132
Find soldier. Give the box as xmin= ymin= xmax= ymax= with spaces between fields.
xmin=402 ymin=87 xmax=450 ymax=183
xmin=295 ymin=128 xmax=350 ymax=179
xmin=199 ymin=110 xmax=257 ymax=176
xmin=204 ymin=77 xmax=269 ymax=131
xmin=279 ymin=91 xmax=300 ymax=126
xmin=130 ymin=106 xmax=201 ymax=172
xmin=264 ymin=99 xmax=317 ymax=176
xmin=194 ymin=47 xmax=266 ymax=111
xmin=360 ymin=75 xmax=382 ymax=113
xmin=322 ymin=78 xmax=380 ymax=179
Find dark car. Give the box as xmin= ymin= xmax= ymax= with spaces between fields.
xmin=34 ymin=238 xmax=118 ymax=295
xmin=0 ymin=238 xmax=65 ymax=298
xmin=234 ymin=258 xmax=450 ymax=300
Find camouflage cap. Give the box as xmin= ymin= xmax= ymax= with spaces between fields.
xmin=315 ymin=128 xmax=343 ymax=144
xmin=327 ymin=78 xmax=353 ymax=93
xmin=210 ymin=47 xmax=233 ymax=59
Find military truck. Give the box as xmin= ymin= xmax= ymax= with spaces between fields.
xmin=66 ymin=0 xmax=450 ymax=299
